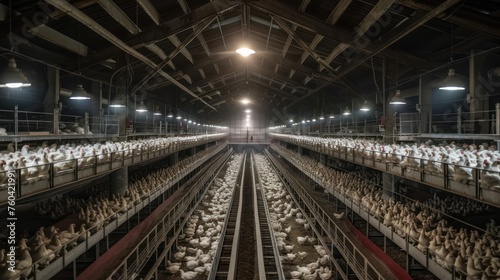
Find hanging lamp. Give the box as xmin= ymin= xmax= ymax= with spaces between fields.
xmin=343 ymin=106 xmax=351 ymax=115
xmin=70 ymin=84 xmax=91 ymax=100
xmin=153 ymin=106 xmax=162 ymax=116
xmin=439 ymin=69 xmax=466 ymax=90
xmin=390 ymin=90 xmax=406 ymax=105
xmin=136 ymin=101 xmax=148 ymax=112
xmin=360 ymin=100 xmax=370 ymax=111
xmin=0 ymin=58 xmax=31 ymax=88
xmin=110 ymin=94 xmax=126 ymax=107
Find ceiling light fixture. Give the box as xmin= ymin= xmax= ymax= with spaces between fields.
xmin=110 ymin=94 xmax=126 ymax=107
xmin=241 ymin=98 xmax=250 ymax=105
xmin=0 ymin=58 xmax=31 ymax=88
xmin=236 ymin=47 xmax=255 ymax=57
xmin=319 ymin=113 xmax=325 ymax=120
xmin=70 ymin=84 xmax=91 ymax=100
xmin=329 ymin=111 xmax=335 ymax=119
xmin=167 ymin=109 xmax=174 ymax=118
xmin=135 ymin=101 xmax=148 ymax=112
xmin=439 ymin=69 xmax=465 ymax=91
xmin=245 ymin=109 xmax=251 ymax=113
xmin=153 ymin=106 xmax=162 ymax=116
xmin=343 ymin=106 xmax=351 ymax=115
xmin=360 ymin=100 xmax=370 ymax=111
xmin=390 ymin=90 xmax=406 ymax=105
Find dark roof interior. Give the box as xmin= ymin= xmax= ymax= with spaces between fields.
xmin=1 ymin=0 xmax=500 ymax=123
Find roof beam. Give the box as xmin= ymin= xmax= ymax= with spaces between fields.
xmin=97 ymin=0 xmax=141 ymax=34
xmin=248 ymin=0 xmax=434 ymax=70
xmin=401 ymin=0 xmax=500 ymax=39
xmin=286 ymin=0 xmax=461 ymax=108
xmin=355 ymin=0 xmax=396 ymax=37
xmin=297 ymin=0 xmax=350 ymax=75
xmin=274 ymin=17 xmax=364 ymax=98
xmin=69 ymin=0 xmax=238 ymax=70
xmin=130 ymin=16 xmax=216 ymax=94
xmin=46 ymin=0 xmax=219 ymax=112
xmin=137 ymin=0 xmax=161 ymax=25
xmin=29 ymin=24 xmax=89 ymax=56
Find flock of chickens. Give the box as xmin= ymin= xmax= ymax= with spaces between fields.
xmin=0 ymin=144 xmax=222 ymax=280
xmin=165 ymin=154 xmax=243 ymax=279
xmin=271 ymin=133 xmax=500 ymax=191
xmin=272 ymin=144 xmax=500 ymax=279
xmin=255 ymin=154 xmax=334 ymax=280
xmin=0 ymin=133 xmax=225 ymax=189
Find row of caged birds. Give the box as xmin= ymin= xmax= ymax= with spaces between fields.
xmin=165 ymin=154 xmax=243 ymax=279
xmin=272 ymin=144 xmax=500 ymax=279
xmin=0 ymin=133 xmax=226 ymax=188
xmin=270 ymin=133 xmax=500 ymax=190
xmin=255 ymin=154 xmax=335 ymax=280
xmin=0 ymin=145 xmax=220 ymax=280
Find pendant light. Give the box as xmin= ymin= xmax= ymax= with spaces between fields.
xmin=110 ymin=94 xmax=126 ymax=108
xmin=70 ymin=84 xmax=91 ymax=100
xmin=319 ymin=113 xmax=325 ymax=120
xmin=153 ymin=106 xmax=162 ymax=116
xmin=359 ymin=100 xmax=370 ymax=111
xmin=0 ymin=58 xmax=31 ymax=88
xmin=136 ymin=101 xmax=148 ymax=112
xmin=390 ymin=90 xmax=406 ymax=104
xmin=439 ymin=23 xmax=466 ymax=91
xmin=439 ymin=69 xmax=465 ymax=90
xmin=70 ymin=25 xmax=90 ymax=100
xmin=343 ymin=106 xmax=351 ymax=115
xmin=329 ymin=111 xmax=335 ymax=119
xmin=167 ymin=109 xmax=174 ymax=118
xmin=0 ymin=2 xmax=31 ymax=88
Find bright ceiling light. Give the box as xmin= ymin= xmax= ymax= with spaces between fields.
xmin=153 ymin=106 xmax=162 ymax=116
xmin=167 ymin=109 xmax=174 ymax=118
xmin=390 ymin=90 xmax=406 ymax=105
xmin=110 ymin=94 xmax=126 ymax=107
xmin=245 ymin=109 xmax=251 ymax=113
xmin=236 ymin=47 xmax=255 ymax=57
xmin=319 ymin=114 xmax=324 ymax=120
xmin=135 ymin=101 xmax=148 ymax=112
xmin=343 ymin=106 xmax=351 ymax=115
xmin=439 ymin=68 xmax=466 ymax=90
xmin=360 ymin=100 xmax=370 ymax=111
xmin=0 ymin=58 xmax=31 ymax=88
xmin=70 ymin=84 xmax=91 ymax=100
xmin=241 ymin=98 xmax=250 ymax=105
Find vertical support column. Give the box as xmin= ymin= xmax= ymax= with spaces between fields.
xmin=469 ymin=49 xmax=489 ymax=134
xmin=319 ymin=153 xmax=326 ymax=166
xmin=170 ymin=152 xmax=179 ymax=166
xmin=109 ymin=167 xmax=128 ymax=195
xmin=44 ymin=66 xmax=60 ymax=132
xmin=90 ymin=81 xmax=102 ymax=134
xmin=496 ymin=103 xmax=500 ymax=135
xmin=419 ymin=75 xmax=432 ymax=134
xmin=382 ymin=173 xmax=394 ymax=200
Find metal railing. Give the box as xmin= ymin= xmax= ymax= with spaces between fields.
xmin=264 ymin=150 xmax=386 ymax=280
xmin=106 ymin=148 xmax=232 ymax=280
xmin=25 ymin=143 xmax=227 ymax=280
xmin=0 ymin=133 xmax=229 ymax=206
xmin=269 ymin=144 xmax=466 ymax=280
xmin=0 ymin=107 xmax=119 ymax=138
xmin=269 ymin=133 xmax=500 ymax=208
